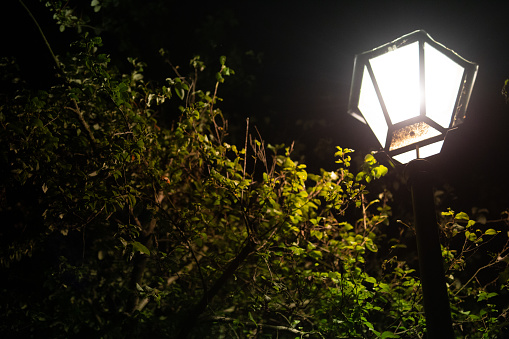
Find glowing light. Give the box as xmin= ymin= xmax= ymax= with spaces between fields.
xmin=369 ymin=42 xmax=420 ymax=125
xmin=358 ymin=66 xmax=388 ymax=148
xmin=425 ymin=43 xmax=465 ymax=128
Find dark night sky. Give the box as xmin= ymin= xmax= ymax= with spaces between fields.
xmin=3 ymin=0 xmax=509 ymax=211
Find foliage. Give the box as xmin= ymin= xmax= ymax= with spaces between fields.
xmin=1 ymin=2 xmax=509 ymax=338
xmin=503 ymin=78 xmax=509 ymax=103
xmin=440 ymin=209 xmax=509 ymax=338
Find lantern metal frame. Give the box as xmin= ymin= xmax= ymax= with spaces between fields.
xmin=348 ymin=30 xmax=478 ymax=163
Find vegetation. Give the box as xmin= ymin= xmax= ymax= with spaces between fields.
xmin=1 ymin=2 xmax=509 ymax=338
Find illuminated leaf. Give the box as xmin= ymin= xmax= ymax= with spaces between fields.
xmin=365 ymin=276 xmax=377 ymax=284
xmin=131 ymin=241 xmax=150 ymax=255
xmin=454 ymin=212 xmax=470 ymax=220
xmin=485 ymin=229 xmax=498 ymax=235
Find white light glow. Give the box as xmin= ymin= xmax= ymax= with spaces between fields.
xmin=369 ymin=42 xmax=421 ymax=124
xmin=393 ymin=149 xmax=417 ymax=164
xmin=419 ymin=140 xmax=444 ymax=158
xmin=391 ymin=140 xmax=445 ymax=164
xmin=358 ymin=66 xmax=388 ymax=147
xmin=425 ymin=43 xmax=465 ymax=128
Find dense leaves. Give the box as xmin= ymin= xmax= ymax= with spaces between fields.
xmin=1 ymin=2 xmax=509 ymax=338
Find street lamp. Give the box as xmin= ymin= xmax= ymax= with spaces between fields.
xmin=347 ymin=30 xmax=478 ymax=338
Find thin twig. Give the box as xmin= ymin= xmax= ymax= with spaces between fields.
xmin=361 ymin=193 xmax=367 ymax=231
xmin=454 ymin=260 xmax=502 ymax=296
xmin=204 ymin=316 xmax=313 ymax=337
xmin=167 ymin=246 xmax=209 ymax=286
xmin=242 ymin=118 xmax=249 ymax=201
xmin=178 ymin=238 xmax=255 ymax=338
xmin=18 ymin=0 xmax=62 ymax=73
xmin=64 ymin=99 xmax=97 ymax=148
xmin=157 ymin=206 xmax=209 ymax=299
xmin=243 ymin=118 xmax=249 ymax=180
xmin=210 ymin=77 xmax=221 ymax=115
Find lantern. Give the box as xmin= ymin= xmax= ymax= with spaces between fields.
xmin=348 ymin=30 xmax=478 ymax=163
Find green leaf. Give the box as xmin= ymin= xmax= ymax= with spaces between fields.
xmin=373 ymin=165 xmax=388 ymax=178
xmin=33 ymin=118 xmax=44 ymax=128
xmin=441 ymin=209 xmax=455 ymax=216
xmin=465 ymin=231 xmax=477 ymax=241
xmin=131 ymin=241 xmax=150 ymax=255
xmin=248 ymin=311 xmax=257 ymax=326
xmin=381 ymin=331 xmax=400 ymax=338
xmin=364 ymin=153 xmax=376 ymax=164
xmin=91 ymin=0 xmax=101 ymax=9
xmin=365 ymin=241 xmax=378 ymax=253
xmin=364 ymin=320 xmax=380 ymax=336
xmin=455 ymin=212 xmax=470 ymax=220
xmin=310 ymin=230 xmax=323 ymax=240
xmin=365 ymin=276 xmax=377 ymax=284
xmin=477 ymin=291 xmax=498 ymax=302
xmin=219 ymin=55 xmax=226 ymax=65
xmin=288 ymin=246 xmax=305 ymax=255
xmin=485 ymin=228 xmax=498 ymax=235
xmin=215 ymin=72 xmax=224 ymax=83
xmin=174 ymin=87 xmax=185 ymax=100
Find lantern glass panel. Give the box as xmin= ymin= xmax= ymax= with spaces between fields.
xmin=389 ymin=121 xmax=441 ymax=151
xmin=425 ymin=43 xmax=465 ymax=128
xmin=358 ymin=65 xmax=388 ymax=147
xmin=369 ymin=41 xmax=420 ymax=124
xmin=392 ymin=139 xmax=445 ymax=164
xmin=393 ymin=149 xmax=417 ymax=164
xmin=419 ymin=140 xmax=444 ymax=158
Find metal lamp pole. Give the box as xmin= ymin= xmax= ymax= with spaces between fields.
xmin=406 ymin=159 xmax=454 ymax=338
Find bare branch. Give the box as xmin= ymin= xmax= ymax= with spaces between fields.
xmin=204 ymin=316 xmax=314 ymax=337
xmin=65 ymin=99 xmax=97 ymax=149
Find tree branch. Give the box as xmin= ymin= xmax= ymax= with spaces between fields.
xmin=127 ymin=215 xmax=157 ymax=313
xmin=18 ymin=0 xmax=62 ymax=73
xmin=178 ymin=238 xmax=256 ymax=338
xmin=157 ymin=206 xmax=209 ymax=300
xmin=205 ymin=316 xmax=312 ymax=337
xmin=65 ymin=99 xmax=97 ymax=149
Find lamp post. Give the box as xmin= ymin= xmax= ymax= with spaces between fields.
xmin=347 ymin=30 xmax=478 ymax=338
